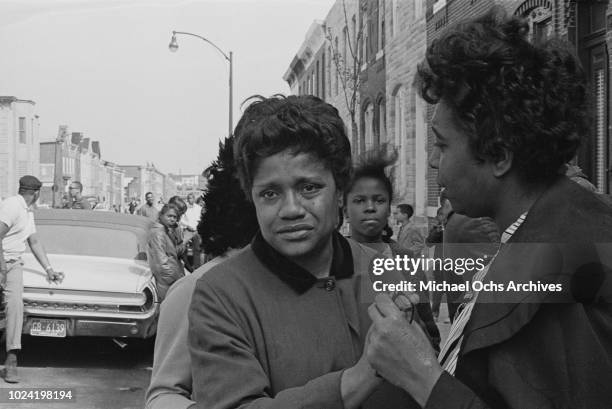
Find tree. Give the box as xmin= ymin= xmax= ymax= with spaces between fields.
xmin=324 ymin=0 xmax=367 ymax=155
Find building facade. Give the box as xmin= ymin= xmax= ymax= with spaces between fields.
xmin=358 ymin=0 xmax=387 ymax=157
xmin=168 ymin=173 xmax=206 ymax=199
xmin=285 ymin=0 xmax=430 ymax=227
xmin=39 ymin=127 xmax=124 ymax=208
xmin=385 ymin=0 xmax=429 ymax=221
xmin=284 ymin=0 xmax=362 ymax=154
xmin=0 ymin=96 xmax=40 ymax=199
xmin=121 ymin=163 xmax=166 ymax=205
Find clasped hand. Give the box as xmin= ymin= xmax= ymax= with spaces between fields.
xmin=366 ymin=293 xmax=443 ymax=407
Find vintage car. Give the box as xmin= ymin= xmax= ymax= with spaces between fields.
xmin=19 ymin=209 xmax=158 ymax=339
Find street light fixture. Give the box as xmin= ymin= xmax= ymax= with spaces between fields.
xmin=169 ymin=30 xmax=233 ymax=137
xmin=168 ymin=34 xmax=178 ymax=52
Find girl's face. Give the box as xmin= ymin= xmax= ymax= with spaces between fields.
xmin=160 ymin=208 xmax=179 ymax=228
xmin=345 ymin=177 xmax=390 ymax=243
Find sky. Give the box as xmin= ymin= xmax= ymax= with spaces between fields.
xmin=0 ymin=0 xmax=333 ymax=174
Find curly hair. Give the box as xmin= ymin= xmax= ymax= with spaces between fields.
xmin=198 ymin=136 xmax=259 ymax=258
xmin=233 ymin=94 xmax=352 ymax=197
xmin=343 ymin=144 xmax=398 ymax=206
xmin=415 ymin=6 xmax=589 ymax=184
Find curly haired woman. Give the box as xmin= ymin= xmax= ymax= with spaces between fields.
xmin=365 ymin=7 xmax=612 ymax=409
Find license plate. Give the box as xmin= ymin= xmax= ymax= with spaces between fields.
xmin=30 ymin=318 xmax=67 ymax=337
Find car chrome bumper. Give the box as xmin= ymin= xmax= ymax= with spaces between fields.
xmin=22 ymin=310 xmax=158 ymax=339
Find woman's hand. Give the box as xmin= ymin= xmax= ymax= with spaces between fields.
xmin=366 ymin=293 xmax=443 ymax=407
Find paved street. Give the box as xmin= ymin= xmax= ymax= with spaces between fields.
xmin=0 ymin=336 xmax=153 ymax=409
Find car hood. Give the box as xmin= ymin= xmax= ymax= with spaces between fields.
xmin=22 ymin=254 xmax=152 ymax=293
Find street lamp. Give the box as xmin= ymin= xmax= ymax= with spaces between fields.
xmin=169 ymin=31 xmax=233 ymax=137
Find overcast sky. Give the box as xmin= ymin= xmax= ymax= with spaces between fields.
xmin=0 ymin=0 xmax=332 ymax=174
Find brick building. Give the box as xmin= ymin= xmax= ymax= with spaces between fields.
xmin=121 ymin=163 xmax=166 ymax=205
xmin=359 ymin=0 xmax=386 ymax=155
xmin=283 ymin=0 xmax=362 ymax=154
xmin=385 ymin=0 xmax=429 ymax=224
xmin=285 ymin=0 xmax=432 ymax=228
xmin=39 ymin=127 xmax=125 ymax=208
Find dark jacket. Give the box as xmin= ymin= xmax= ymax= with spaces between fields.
xmin=426 ymin=177 xmax=612 ymax=409
xmin=188 ymin=233 xmax=421 ymax=409
xmin=147 ymin=222 xmax=185 ymax=301
xmin=443 ymin=214 xmax=500 ymax=320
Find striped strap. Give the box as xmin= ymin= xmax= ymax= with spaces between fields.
xmin=439 ymin=213 xmax=527 ymax=375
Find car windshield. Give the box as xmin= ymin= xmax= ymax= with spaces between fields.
xmin=28 ymin=224 xmax=147 ymax=260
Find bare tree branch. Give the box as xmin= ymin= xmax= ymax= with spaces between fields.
xmin=324 ymin=0 xmax=367 ymax=149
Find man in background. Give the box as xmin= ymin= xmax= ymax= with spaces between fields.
xmin=395 ymin=204 xmax=425 ymax=256
xmin=66 ymin=181 xmax=91 ymax=210
xmin=138 ymin=192 xmax=159 ymax=220
xmin=180 ymin=193 xmax=203 ymax=270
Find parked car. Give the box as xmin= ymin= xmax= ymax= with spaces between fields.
xmin=20 ymin=209 xmax=158 ymax=339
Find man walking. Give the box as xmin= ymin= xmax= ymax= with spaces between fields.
xmin=138 ymin=192 xmax=159 ymax=220
xmin=0 ymin=176 xmax=64 ymax=383
xmin=66 ymin=181 xmax=91 ymax=210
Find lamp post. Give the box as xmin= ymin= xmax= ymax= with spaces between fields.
xmin=169 ymin=31 xmax=233 ymax=137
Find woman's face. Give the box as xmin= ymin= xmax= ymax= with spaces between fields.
xmin=250 ymin=150 xmax=341 ymax=265
xmin=160 ymin=208 xmax=179 ymax=228
xmin=345 ymin=177 xmax=390 ymax=243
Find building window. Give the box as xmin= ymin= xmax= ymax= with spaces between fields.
xmin=321 ymin=54 xmax=326 ymax=98
xmin=363 ymin=102 xmax=374 ymax=151
xmin=415 ymin=0 xmax=424 ymax=18
xmin=312 ymin=72 xmax=315 ymax=94
xmin=362 ymin=15 xmax=369 ymax=62
xmin=335 ymin=37 xmax=339 ymax=96
xmin=378 ymin=0 xmax=384 ymax=51
xmin=327 ymin=47 xmax=332 ymax=98
xmin=524 ymin=6 xmax=553 ymax=44
xmin=392 ymin=0 xmax=398 ymax=37
xmin=378 ymin=98 xmax=386 ymax=144
xmin=394 ymin=88 xmax=406 ymax=197
xmin=18 ymin=117 xmax=26 ymax=144
xmin=316 ymin=60 xmax=320 ymax=97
